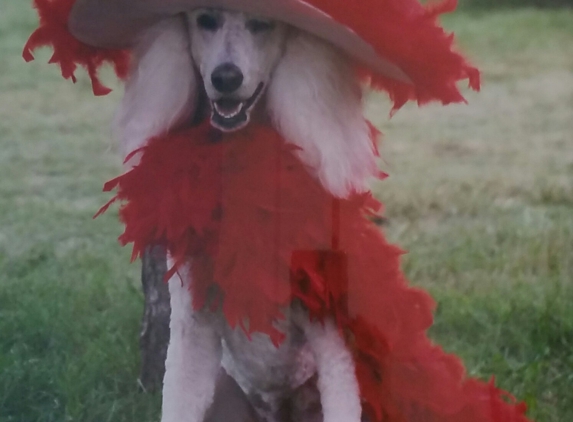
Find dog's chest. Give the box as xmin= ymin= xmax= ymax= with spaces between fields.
xmin=217 ymin=313 xmax=316 ymax=401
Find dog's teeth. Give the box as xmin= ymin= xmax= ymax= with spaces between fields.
xmin=214 ymin=102 xmax=244 ymax=119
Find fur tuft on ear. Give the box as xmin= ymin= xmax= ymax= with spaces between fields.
xmin=114 ymin=16 xmax=197 ymax=163
xmin=267 ymin=32 xmax=378 ymax=198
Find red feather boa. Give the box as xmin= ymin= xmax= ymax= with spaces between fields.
xmin=99 ymin=122 xmax=530 ymax=422
xmin=23 ymin=0 xmax=129 ymax=95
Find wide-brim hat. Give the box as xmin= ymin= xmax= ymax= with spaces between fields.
xmin=25 ymin=0 xmax=480 ymax=109
xmin=69 ymin=0 xmax=412 ymax=83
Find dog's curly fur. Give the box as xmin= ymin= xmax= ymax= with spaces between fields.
xmin=115 ymin=14 xmax=379 ymax=422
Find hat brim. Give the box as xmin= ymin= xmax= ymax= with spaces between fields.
xmin=69 ymin=0 xmax=412 ymax=83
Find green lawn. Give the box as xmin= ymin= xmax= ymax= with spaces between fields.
xmin=1 ymin=2 xmax=572 ymax=422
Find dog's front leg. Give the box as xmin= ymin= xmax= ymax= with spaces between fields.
xmin=161 ymin=265 xmax=222 ymax=422
xmin=306 ymin=319 xmax=362 ymax=422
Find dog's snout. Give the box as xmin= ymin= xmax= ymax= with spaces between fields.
xmin=211 ymin=63 xmax=244 ymax=94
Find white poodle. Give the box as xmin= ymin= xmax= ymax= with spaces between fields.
xmin=24 ymin=2 xmax=533 ymax=421
xmin=115 ymin=10 xmax=377 ymax=422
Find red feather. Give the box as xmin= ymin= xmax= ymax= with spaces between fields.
xmin=305 ymin=0 xmax=481 ymax=111
xmin=99 ymin=122 xmax=531 ymax=422
xmin=23 ymin=0 xmax=129 ymax=95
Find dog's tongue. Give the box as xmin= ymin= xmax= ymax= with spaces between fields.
xmin=216 ymin=98 xmax=242 ymax=114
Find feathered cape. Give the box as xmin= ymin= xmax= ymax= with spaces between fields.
xmin=98 ymin=122 xmax=531 ymax=422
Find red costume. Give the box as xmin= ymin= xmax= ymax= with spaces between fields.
xmin=24 ymin=1 xmax=532 ymax=421
xmin=95 ymin=122 xmax=530 ymax=422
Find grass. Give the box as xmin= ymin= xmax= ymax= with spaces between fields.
xmin=366 ymin=9 xmax=573 ymax=422
xmin=1 ymin=3 xmax=572 ymax=422
xmin=457 ymin=0 xmax=573 ymax=10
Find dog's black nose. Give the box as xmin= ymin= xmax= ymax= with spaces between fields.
xmin=211 ymin=63 xmax=244 ymax=94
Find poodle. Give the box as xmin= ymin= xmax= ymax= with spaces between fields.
xmin=24 ymin=2 xmax=533 ymax=421
xmin=115 ymin=10 xmax=376 ymax=422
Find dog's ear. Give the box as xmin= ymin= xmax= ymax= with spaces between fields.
xmin=266 ymin=32 xmax=378 ymax=198
xmin=114 ymin=16 xmax=198 ymax=164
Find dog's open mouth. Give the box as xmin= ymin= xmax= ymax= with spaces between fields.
xmin=210 ymin=83 xmax=264 ymax=132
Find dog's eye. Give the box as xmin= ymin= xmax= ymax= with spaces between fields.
xmin=246 ymin=19 xmax=275 ymax=33
xmin=197 ymin=13 xmax=219 ymax=31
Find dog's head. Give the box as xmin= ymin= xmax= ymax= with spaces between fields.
xmin=186 ymin=9 xmax=288 ymax=132
xmin=117 ymin=14 xmax=378 ymax=197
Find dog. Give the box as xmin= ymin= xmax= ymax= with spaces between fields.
xmin=23 ymin=2 xmax=533 ymax=421
xmin=115 ymin=9 xmax=380 ymax=422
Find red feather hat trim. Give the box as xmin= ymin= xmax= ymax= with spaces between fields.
xmin=24 ymin=0 xmax=478 ymax=109
xmin=302 ymin=0 xmax=481 ymax=111
xmin=23 ymin=0 xmax=130 ymax=95
xmin=98 ymin=122 xmax=531 ymax=422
